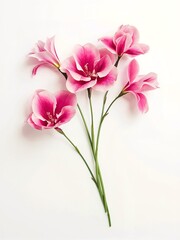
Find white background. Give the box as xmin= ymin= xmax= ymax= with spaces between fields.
xmin=0 ymin=0 xmax=180 ymax=239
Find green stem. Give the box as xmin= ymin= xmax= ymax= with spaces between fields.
xmin=87 ymin=89 xmax=95 ymax=154
xmin=87 ymin=89 xmax=111 ymax=226
xmin=95 ymin=91 xmax=108 ymax=159
xmin=56 ymin=128 xmax=106 ymax=211
xmin=77 ymin=103 xmax=93 ymax=148
xmin=104 ymin=91 xmax=126 ymax=117
xmin=56 ymin=128 xmax=96 ymax=184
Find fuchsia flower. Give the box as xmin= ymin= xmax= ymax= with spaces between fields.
xmin=27 ymin=90 xmax=77 ymax=130
xmin=61 ymin=44 xmax=117 ymax=92
xmin=29 ymin=36 xmax=60 ymax=75
xmin=122 ymin=59 xmax=158 ymax=112
xmin=100 ymin=25 xmax=149 ymax=57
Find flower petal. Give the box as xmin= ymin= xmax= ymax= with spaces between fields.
xmin=99 ymin=48 xmax=117 ymax=64
xmin=32 ymin=90 xmax=56 ymax=121
xmin=55 ymin=106 xmax=76 ymax=127
xmin=139 ymin=73 xmax=158 ymax=91
xmin=136 ymin=93 xmax=148 ymax=113
xmin=61 ymin=57 xmax=89 ymax=81
xmin=93 ymin=67 xmax=117 ymax=91
xmin=125 ymin=43 xmax=149 ymax=56
xmin=116 ymin=34 xmax=132 ymax=55
xmin=32 ymin=63 xmax=47 ymax=76
xmin=55 ymin=90 xmax=77 ymax=115
xmin=29 ymin=51 xmax=58 ymax=66
xmin=66 ymin=75 xmax=96 ymax=93
xmin=31 ymin=113 xmax=49 ymax=128
xmin=128 ymin=59 xmax=139 ymax=83
xmin=45 ymin=36 xmax=60 ymax=61
xmin=95 ymin=55 xmax=113 ymax=77
xmin=99 ymin=37 xmax=116 ymax=54
xmin=27 ymin=113 xmax=43 ymax=130
xmin=117 ymin=25 xmax=139 ymax=43
xmin=73 ymin=43 xmax=99 ymax=73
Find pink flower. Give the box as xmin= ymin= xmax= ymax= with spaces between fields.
xmin=61 ymin=44 xmax=117 ymax=92
xmin=29 ymin=36 xmax=60 ymax=76
xmin=122 ymin=59 xmax=158 ymax=112
xmin=27 ymin=90 xmax=77 ymax=130
xmin=99 ymin=25 xmax=149 ymax=57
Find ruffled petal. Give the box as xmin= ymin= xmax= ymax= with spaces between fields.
xmin=93 ymin=67 xmax=117 ymax=91
xmin=55 ymin=90 xmax=77 ymax=115
xmin=73 ymin=43 xmax=99 ymax=73
xmin=116 ymin=34 xmax=132 ymax=55
xmin=56 ymin=106 xmax=76 ymax=127
xmin=125 ymin=43 xmax=149 ymax=56
xmin=45 ymin=36 xmax=60 ymax=60
xmin=118 ymin=25 xmax=139 ymax=43
xmin=61 ymin=57 xmax=89 ymax=81
xmin=99 ymin=48 xmax=117 ymax=64
xmin=66 ymin=75 xmax=96 ymax=93
xmin=32 ymin=90 xmax=56 ymax=121
xmin=139 ymin=73 xmax=158 ymax=91
xmin=95 ymin=55 xmax=113 ymax=77
xmin=99 ymin=37 xmax=116 ymax=54
xmin=27 ymin=113 xmax=43 ymax=130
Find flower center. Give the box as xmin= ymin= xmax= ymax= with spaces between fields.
xmin=84 ymin=64 xmax=98 ymax=80
xmin=46 ymin=112 xmax=55 ymax=123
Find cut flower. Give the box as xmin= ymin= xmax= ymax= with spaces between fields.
xmin=28 ymin=90 xmax=77 ymax=130
xmin=61 ymin=43 xmax=117 ymax=92
xmin=122 ymin=59 xmax=158 ymax=112
xmin=29 ymin=36 xmax=60 ymax=75
xmin=100 ymin=25 xmax=149 ymax=57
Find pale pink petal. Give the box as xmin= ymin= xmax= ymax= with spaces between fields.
xmin=99 ymin=48 xmax=117 ymax=64
xmin=136 ymin=93 xmax=148 ymax=113
xmin=116 ymin=34 xmax=132 ymax=55
xmin=29 ymin=51 xmax=59 ymax=66
xmin=73 ymin=44 xmax=99 ymax=72
xmin=32 ymin=63 xmax=47 ymax=76
xmin=119 ymin=25 xmax=139 ymax=43
xmin=45 ymin=36 xmax=59 ymax=60
xmin=31 ymin=113 xmax=49 ymax=128
xmin=32 ymin=91 xmax=56 ymax=121
xmin=95 ymin=55 xmax=113 ymax=77
xmin=27 ymin=114 xmax=43 ymax=130
xmin=99 ymin=37 xmax=116 ymax=54
xmin=55 ymin=91 xmax=77 ymax=115
xmin=66 ymin=75 xmax=96 ymax=93
xmin=36 ymin=40 xmax=45 ymax=51
xmin=125 ymin=43 xmax=149 ymax=56
xmin=93 ymin=67 xmax=117 ymax=91
xmin=61 ymin=57 xmax=89 ymax=81
xmin=56 ymin=106 xmax=76 ymax=127
xmin=128 ymin=59 xmax=139 ymax=83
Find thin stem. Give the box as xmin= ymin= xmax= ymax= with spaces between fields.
xmin=56 ymin=128 xmax=107 ymax=211
xmin=97 ymin=164 xmax=111 ymax=226
xmin=77 ymin=103 xmax=92 ymax=148
xmin=87 ymin=90 xmax=111 ymax=226
xmin=95 ymin=91 xmax=108 ymax=159
xmin=104 ymin=91 xmax=126 ymax=117
xmin=88 ymin=89 xmax=95 ymax=154
xmin=56 ymin=128 xmax=96 ymax=185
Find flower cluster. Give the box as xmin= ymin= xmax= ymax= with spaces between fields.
xmin=27 ymin=25 xmax=158 ymax=226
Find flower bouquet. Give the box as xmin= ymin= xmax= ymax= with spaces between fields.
xmin=27 ymin=25 xmax=158 ymax=226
